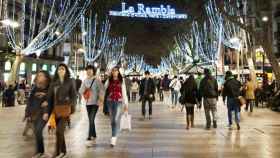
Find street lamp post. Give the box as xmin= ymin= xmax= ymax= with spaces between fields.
xmin=262 ymin=15 xmax=269 ymax=86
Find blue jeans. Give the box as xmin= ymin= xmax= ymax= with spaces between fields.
xmin=171 ymin=90 xmax=179 ymax=106
xmin=86 ymin=105 xmax=99 ymax=139
xmin=107 ymin=101 xmax=122 ymax=137
xmin=227 ymin=97 xmax=240 ymax=125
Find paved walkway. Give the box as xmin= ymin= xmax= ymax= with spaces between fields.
xmin=0 ymin=98 xmax=280 ymax=158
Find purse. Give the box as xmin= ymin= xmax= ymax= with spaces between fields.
xmin=53 ymin=86 xmax=71 ymax=118
xmin=54 ymin=105 xmax=71 ymax=118
xmin=83 ymin=79 xmax=95 ymax=100
xmin=238 ymin=96 xmax=246 ymax=107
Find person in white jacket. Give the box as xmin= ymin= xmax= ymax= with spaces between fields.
xmin=169 ymin=76 xmax=181 ymax=108
xmin=104 ymin=66 xmax=128 ymax=147
xmin=131 ymin=78 xmax=139 ymax=102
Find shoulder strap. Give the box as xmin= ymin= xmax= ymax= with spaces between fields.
xmin=89 ymin=79 xmax=95 ymax=88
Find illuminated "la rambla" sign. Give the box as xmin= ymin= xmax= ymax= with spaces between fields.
xmin=109 ymin=2 xmax=188 ymax=20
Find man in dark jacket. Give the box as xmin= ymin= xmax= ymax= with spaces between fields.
xmin=139 ymin=71 xmax=155 ymax=120
xmin=199 ymin=68 xmax=219 ymax=129
xmin=222 ymin=71 xmax=242 ymax=130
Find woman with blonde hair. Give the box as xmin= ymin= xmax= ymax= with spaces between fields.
xmin=245 ymin=76 xmax=256 ymax=112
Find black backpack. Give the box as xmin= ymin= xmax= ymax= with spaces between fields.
xmin=203 ymin=78 xmax=217 ymax=98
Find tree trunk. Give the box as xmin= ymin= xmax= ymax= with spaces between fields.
xmin=263 ymin=19 xmax=280 ymax=83
xmin=8 ymin=52 xmax=23 ymax=86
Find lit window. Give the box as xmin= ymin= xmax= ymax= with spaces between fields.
xmin=32 ymin=63 xmax=37 ymax=72
xmin=19 ymin=63 xmax=26 ymax=74
xmin=4 ymin=61 xmax=11 ymax=71
xmin=50 ymin=65 xmax=56 ymax=75
xmin=42 ymin=64 xmax=48 ymax=71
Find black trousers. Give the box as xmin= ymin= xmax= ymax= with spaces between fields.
xmin=159 ymin=90 xmax=164 ymax=101
xmin=55 ymin=117 xmax=67 ymax=155
xmin=34 ymin=117 xmax=47 ymax=154
xmin=86 ymin=105 xmax=99 ymax=139
xmin=132 ymin=92 xmax=137 ymax=102
xmin=142 ymin=96 xmax=153 ymax=116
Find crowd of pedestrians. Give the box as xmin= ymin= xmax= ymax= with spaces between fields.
xmin=1 ymin=63 xmax=280 ymax=158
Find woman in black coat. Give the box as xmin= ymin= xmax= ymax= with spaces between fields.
xmin=24 ymin=70 xmax=51 ymax=158
xmin=3 ymin=85 xmax=15 ymax=107
xmin=181 ymin=75 xmax=198 ymax=130
xmin=47 ymin=63 xmax=77 ymax=157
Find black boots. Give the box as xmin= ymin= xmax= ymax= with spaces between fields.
xmin=213 ymin=121 xmax=217 ymax=128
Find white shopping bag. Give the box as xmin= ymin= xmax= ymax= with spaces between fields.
xmin=120 ymin=112 xmax=131 ymax=131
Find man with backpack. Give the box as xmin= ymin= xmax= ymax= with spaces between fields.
xmin=222 ymin=71 xmax=242 ymax=130
xmin=199 ymin=69 xmax=219 ymax=130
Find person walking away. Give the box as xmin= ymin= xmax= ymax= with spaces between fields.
xmin=244 ymin=76 xmax=256 ymax=112
xmin=125 ymin=77 xmax=132 ymax=102
xmin=161 ymin=74 xmax=171 ymax=106
xmin=255 ymin=84 xmax=262 ymax=108
xmin=104 ymin=66 xmax=128 ymax=147
xmin=24 ymin=70 xmax=51 ymax=158
xmin=169 ymin=76 xmax=181 ymax=109
xmin=154 ymin=77 xmax=160 ymax=94
xmin=17 ymin=79 xmax=26 ymax=105
xmin=47 ymin=63 xmax=77 ymax=158
xmin=3 ymin=85 xmax=16 ymax=107
xmin=131 ymin=78 xmax=139 ymax=102
xmin=158 ymin=76 xmax=164 ymax=101
xmin=181 ymin=75 xmax=198 ymax=130
xmin=222 ymin=71 xmax=242 ymax=130
xmin=195 ymin=72 xmax=203 ymax=110
xmin=199 ymin=69 xmax=219 ymax=130
xmin=79 ymin=65 xmax=104 ymax=147
xmin=139 ymin=71 xmax=156 ymax=120
xmin=75 ymin=76 xmax=82 ymax=111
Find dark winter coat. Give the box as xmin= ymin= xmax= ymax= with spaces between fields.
xmin=139 ymin=78 xmax=156 ymax=97
xmin=47 ymin=79 xmax=77 ymax=114
xmin=222 ymin=77 xmax=242 ymax=101
xmin=181 ymin=81 xmax=198 ymax=104
xmin=25 ymin=86 xmax=48 ymax=120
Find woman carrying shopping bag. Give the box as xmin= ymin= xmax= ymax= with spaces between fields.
xmin=104 ymin=66 xmax=128 ymax=147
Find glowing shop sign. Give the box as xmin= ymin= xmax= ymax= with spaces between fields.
xmin=109 ymin=2 xmax=188 ymax=19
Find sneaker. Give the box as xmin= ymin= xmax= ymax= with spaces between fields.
xmin=110 ymin=137 xmax=117 ymax=147
xmin=213 ymin=121 xmax=217 ymax=128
